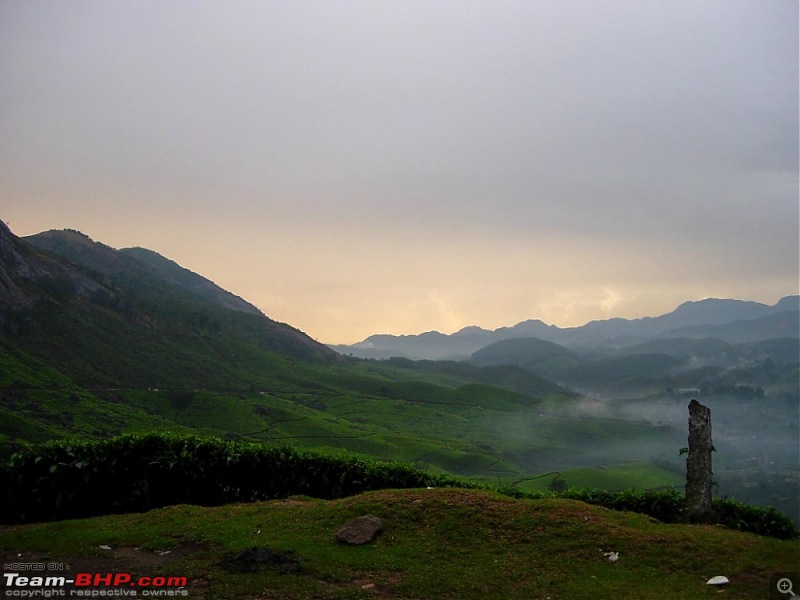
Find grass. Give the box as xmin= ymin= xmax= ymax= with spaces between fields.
xmin=516 ymin=462 xmax=685 ymax=494
xmin=0 ymin=487 xmax=797 ymax=599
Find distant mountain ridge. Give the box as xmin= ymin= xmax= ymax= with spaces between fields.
xmin=331 ymin=296 xmax=799 ymax=360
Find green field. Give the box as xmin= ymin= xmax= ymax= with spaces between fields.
xmin=515 ymin=462 xmax=685 ymax=494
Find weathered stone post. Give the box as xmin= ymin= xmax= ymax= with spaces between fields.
xmin=686 ymin=399 xmax=713 ymax=522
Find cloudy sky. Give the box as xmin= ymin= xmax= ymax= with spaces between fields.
xmin=1 ymin=1 xmax=797 ymax=344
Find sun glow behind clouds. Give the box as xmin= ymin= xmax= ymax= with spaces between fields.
xmin=1 ymin=1 xmax=797 ymax=344
xmin=188 ymin=221 xmax=786 ymax=344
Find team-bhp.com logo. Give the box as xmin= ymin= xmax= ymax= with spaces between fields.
xmin=3 ymin=571 xmax=188 ymax=597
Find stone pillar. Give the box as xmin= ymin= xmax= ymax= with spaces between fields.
xmin=685 ymin=399 xmax=713 ymax=522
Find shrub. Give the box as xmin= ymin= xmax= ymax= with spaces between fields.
xmin=561 ymin=488 xmax=685 ymax=524
xmin=0 ymin=432 xmax=453 ymax=524
xmin=712 ymin=496 xmax=799 ymax=540
xmin=556 ymin=487 xmax=797 ymax=540
xmin=488 ymin=485 xmax=797 ymax=540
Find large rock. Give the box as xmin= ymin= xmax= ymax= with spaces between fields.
xmin=336 ymin=515 xmax=383 ymax=545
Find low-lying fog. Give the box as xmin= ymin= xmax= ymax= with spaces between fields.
xmin=487 ymin=392 xmax=799 ymax=522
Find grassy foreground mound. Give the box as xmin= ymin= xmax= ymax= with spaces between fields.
xmin=1 ymin=488 xmax=797 ymax=600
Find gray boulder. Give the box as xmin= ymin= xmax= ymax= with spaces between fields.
xmin=336 ymin=515 xmax=383 ymax=545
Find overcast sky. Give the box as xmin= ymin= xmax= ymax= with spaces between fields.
xmin=1 ymin=1 xmax=797 ymax=344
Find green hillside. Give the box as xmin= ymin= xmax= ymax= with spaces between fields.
xmin=471 ymin=336 xmax=582 ymax=375
xmin=3 ymin=338 xmax=667 ymax=484
xmin=469 ymin=333 xmax=799 ymax=398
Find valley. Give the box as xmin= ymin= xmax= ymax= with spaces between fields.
xmin=1 ymin=222 xmax=798 ymax=526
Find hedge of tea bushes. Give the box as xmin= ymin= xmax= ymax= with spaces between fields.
xmin=0 ymin=432 xmax=454 ymax=523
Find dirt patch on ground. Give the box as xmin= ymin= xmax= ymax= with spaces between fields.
xmin=339 ymin=570 xmax=405 ymax=599
xmin=2 ymin=541 xmax=207 ymax=571
xmin=112 ymin=542 xmax=209 ymax=566
xmin=218 ymin=546 xmax=303 ymax=574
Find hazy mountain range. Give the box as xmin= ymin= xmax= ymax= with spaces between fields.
xmin=2 ymin=220 xmax=796 ymax=400
xmin=332 ymin=296 xmax=799 ymax=361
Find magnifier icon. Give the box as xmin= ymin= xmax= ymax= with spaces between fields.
xmin=778 ymin=578 xmax=796 ymax=597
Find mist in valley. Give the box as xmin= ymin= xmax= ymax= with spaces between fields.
xmin=480 ymin=389 xmax=799 ymax=522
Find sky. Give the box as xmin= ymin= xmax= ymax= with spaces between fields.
xmin=1 ymin=1 xmax=798 ymax=344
